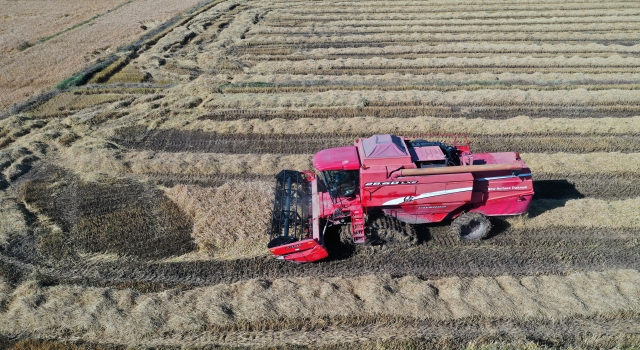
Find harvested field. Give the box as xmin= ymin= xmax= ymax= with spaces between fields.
xmin=2 ymin=0 xmax=640 ymax=348
xmin=0 ymin=0 xmax=209 ymax=110
xmin=0 ymin=0 xmax=125 ymax=54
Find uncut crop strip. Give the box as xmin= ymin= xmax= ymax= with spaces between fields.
xmin=261 ymin=15 xmax=640 ymax=26
xmin=219 ymin=73 xmax=640 ymax=87
xmin=268 ymin=0 xmax=638 ymax=5
xmin=269 ymin=0 xmax=638 ymax=5
xmin=199 ymin=91 xmax=640 ymax=110
xmin=250 ymin=68 xmax=640 ymax=75
xmin=295 ymin=43 xmax=640 ymax=55
xmin=267 ymin=8 xmax=640 ymax=21
xmin=275 ymin=6 xmax=640 ymax=16
xmin=254 ymin=8 xmax=640 ymax=20
xmin=219 ymin=84 xmax=640 ymax=93
xmin=237 ymin=47 xmax=640 ymax=59
xmin=240 ymin=40 xmax=640 ymax=50
xmin=246 ymin=23 xmax=640 ymax=36
xmin=242 ymin=33 xmax=640 ymax=45
xmin=240 ymin=53 xmax=640 ymax=61
xmin=236 ymin=43 xmax=640 ymax=55
xmin=249 ymin=56 xmax=640 ymax=69
xmin=274 ymin=0 xmax=639 ymax=6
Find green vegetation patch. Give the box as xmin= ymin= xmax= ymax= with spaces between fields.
xmin=55 ymin=56 xmax=118 ymax=90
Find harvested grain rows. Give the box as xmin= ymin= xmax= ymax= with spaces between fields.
xmin=1 ymin=0 xmax=640 ymax=348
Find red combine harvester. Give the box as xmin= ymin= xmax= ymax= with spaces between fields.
xmin=268 ymin=134 xmax=533 ymax=262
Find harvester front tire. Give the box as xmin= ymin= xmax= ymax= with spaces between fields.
xmin=339 ymin=225 xmax=354 ymax=245
xmin=451 ymin=212 xmax=491 ymax=241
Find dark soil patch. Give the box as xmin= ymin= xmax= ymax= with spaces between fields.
xmin=17 ymin=165 xmax=196 ymax=260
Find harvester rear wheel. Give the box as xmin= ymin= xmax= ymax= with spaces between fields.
xmin=451 ymin=212 xmax=491 ymax=241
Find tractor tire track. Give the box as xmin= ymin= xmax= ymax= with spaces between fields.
xmin=4 ymin=226 xmax=639 ymax=292
xmin=111 ymin=130 xmax=640 ymax=154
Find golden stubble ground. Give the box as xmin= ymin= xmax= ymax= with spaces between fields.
xmin=2 ymin=0 xmax=640 ymax=348
xmin=0 ymin=0 xmax=206 ymax=110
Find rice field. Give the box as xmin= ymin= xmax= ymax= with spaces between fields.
xmin=1 ymin=0 xmax=640 ymax=348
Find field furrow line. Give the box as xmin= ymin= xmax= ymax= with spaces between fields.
xmin=267 ymin=9 xmax=640 ymax=21
xmin=270 ymin=0 xmax=637 ymax=5
xmin=295 ymin=42 xmax=640 ymax=55
xmin=250 ymin=67 xmax=640 ymax=76
xmin=179 ymin=116 xmax=640 ymax=136
xmin=237 ymin=43 xmax=640 ymax=56
xmin=239 ymin=40 xmax=640 ymax=49
xmin=247 ymin=23 xmax=640 ymax=36
xmin=242 ymin=32 xmax=640 ymax=45
xmin=196 ymin=90 xmax=640 ymax=110
xmin=110 ymin=131 xmax=640 ymax=154
xmin=262 ymin=16 xmax=640 ymax=27
xmin=279 ymin=3 xmax=639 ymax=13
xmin=250 ymin=56 xmax=640 ymax=69
xmin=242 ymin=53 xmax=640 ymax=61
xmin=219 ymin=85 xmax=640 ymax=93
xmin=196 ymin=105 xmax=640 ymax=121
xmin=248 ymin=68 xmax=640 ymax=75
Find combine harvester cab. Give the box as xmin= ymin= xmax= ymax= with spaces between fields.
xmin=267 ymin=134 xmax=533 ymax=262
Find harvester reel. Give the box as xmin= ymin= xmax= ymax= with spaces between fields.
xmin=451 ymin=212 xmax=491 ymax=241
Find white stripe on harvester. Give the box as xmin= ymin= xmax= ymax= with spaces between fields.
xmin=382 ymin=187 xmax=473 ymax=206
xmin=475 ymin=173 xmax=532 ymax=181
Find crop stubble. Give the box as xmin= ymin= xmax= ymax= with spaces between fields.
xmin=1 ymin=0 xmax=640 ymax=347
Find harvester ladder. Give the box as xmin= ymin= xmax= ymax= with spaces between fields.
xmin=351 ymin=208 xmax=366 ymax=244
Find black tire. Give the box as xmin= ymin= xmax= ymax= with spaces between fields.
xmin=451 ymin=212 xmax=491 ymax=241
xmin=339 ymin=224 xmax=354 ymax=245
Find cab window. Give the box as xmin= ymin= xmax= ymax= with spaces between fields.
xmin=323 ymin=170 xmax=359 ymax=198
